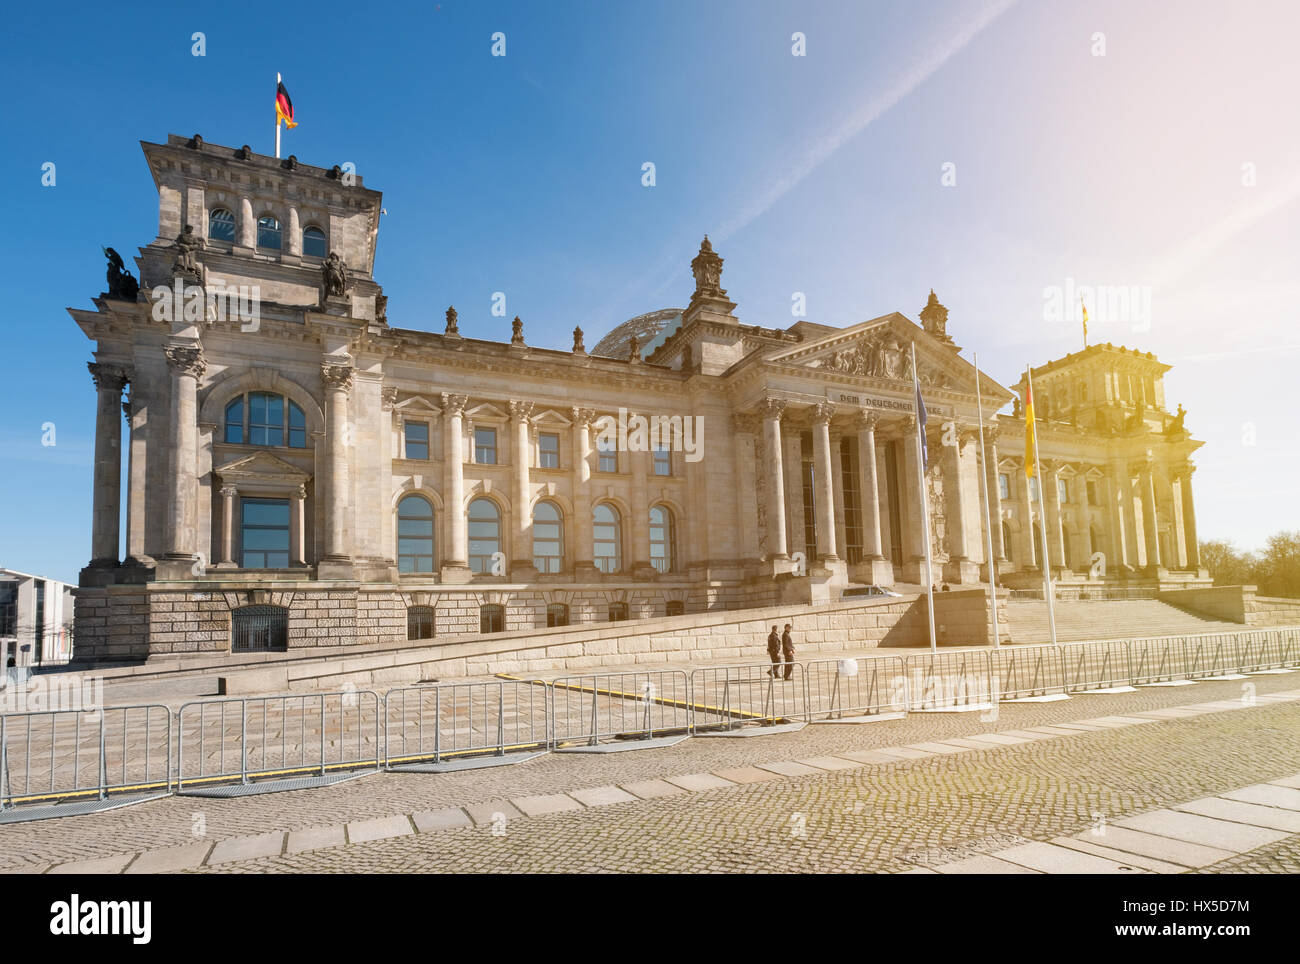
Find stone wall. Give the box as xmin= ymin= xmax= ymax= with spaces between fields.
xmin=1158 ymin=584 xmax=1300 ymax=627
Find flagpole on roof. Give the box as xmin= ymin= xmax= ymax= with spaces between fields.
xmin=911 ymin=342 xmax=937 ymax=655
xmin=974 ymin=353 xmax=1001 ymax=648
xmin=275 ymin=72 xmax=282 ymax=159
xmin=1026 ymin=365 xmax=1058 ymax=645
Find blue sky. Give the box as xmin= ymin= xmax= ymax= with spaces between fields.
xmin=2 ymin=0 xmax=1298 ymax=583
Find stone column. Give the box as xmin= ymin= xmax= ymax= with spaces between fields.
xmin=162 ymin=346 xmax=204 ymax=574
xmin=442 ymin=393 xmax=470 ymax=578
xmin=830 ymin=431 xmax=848 ymax=561
xmin=811 ymin=403 xmax=838 ymax=563
xmin=942 ymin=426 xmax=977 ymax=583
xmin=123 ymin=391 xmax=150 ymax=565
xmin=856 ymin=413 xmax=884 ymax=560
xmin=238 ymin=197 xmax=255 ymax=249
xmin=1020 ymin=466 xmax=1038 ymax=569
xmin=732 ymin=414 xmax=761 ymax=568
xmin=984 ymin=426 xmax=1005 ymax=561
xmin=291 ymin=483 xmax=306 ymax=566
xmin=760 ymin=398 xmax=788 ymax=561
xmin=901 ymin=417 xmax=930 ymax=582
xmin=219 ymin=484 xmax=237 ymax=566
xmin=1044 ymin=460 xmax=1067 ymax=573
xmin=510 ymin=400 xmax=535 ymax=579
xmin=1179 ymin=465 xmax=1201 ymax=570
xmin=87 ymin=362 xmax=129 ymax=570
xmin=1139 ymin=460 xmax=1163 ymax=573
xmin=571 ymin=407 xmax=596 ymax=574
xmin=287 ymin=207 xmax=301 ymax=257
xmin=317 ymin=364 xmax=355 ymax=578
xmin=629 ymin=412 xmax=653 ymax=576
xmin=1107 ymin=459 xmax=1135 ymax=575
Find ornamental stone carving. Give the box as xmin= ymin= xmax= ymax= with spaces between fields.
xmin=88 ymin=361 xmax=130 ymax=392
xmin=320 ymin=363 xmax=354 ymax=393
xmin=758 ymin=397 xmax=786 ymax=420
xmin=690 ymin=236 xmax=725 ymax=296
xmin=811 ymin=402 xmax=836 ymax=425
xmin=509 ymin=400 xmax=534 ymax=421
xmin=163 ymin=346 xmax=206 ymax=379
xmin=445 ymin=305 xmax=460 ymax=337
xmin=442 ymin=393 xmax=469 ymax=417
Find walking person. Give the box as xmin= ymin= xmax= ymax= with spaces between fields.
xmin=780 ymin=623 xmax=795 ymax=681
xmin=766 ymin=625 xmax=782 ymax=677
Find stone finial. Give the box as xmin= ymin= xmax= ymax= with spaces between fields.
xmin=690 ymin=235 xmax=725 ymax=296
xmin=572 ymin=325 xmax=586 ymax=355
xmin=510 ymin=315 xmax=525 ymax=347
xmin=919 ymin=289 xmax=953 ymax=345
xmin=445 ymin=305 xmax=460 ymax=337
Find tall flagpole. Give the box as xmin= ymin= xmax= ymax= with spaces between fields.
xmin=974 ymin=353 xmax=1000 ymax=648
xmin=912 ymin=343 xmax=937 ymax=654
xmin=275 ymin=72 xmax=282 ymax=159
xmin=1026 ymin=366 xmax=1058 ymax=645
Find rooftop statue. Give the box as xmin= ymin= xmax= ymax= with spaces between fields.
xmin=322 ymin=251 xmax=347 ymax=298
xmin=102 ymin=246 xmax=139 ymax=301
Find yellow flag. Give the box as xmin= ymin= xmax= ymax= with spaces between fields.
xmin=1081 ymin=296 xmax=1089 ymax=346
xmin=1024 ymin=378 xmax=1037 ymax=480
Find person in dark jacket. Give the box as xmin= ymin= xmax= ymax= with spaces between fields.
xmin=766 ymin=626 xmax=782 ymax=677
xmin=780 ymin=624 xmax=795 ymax=680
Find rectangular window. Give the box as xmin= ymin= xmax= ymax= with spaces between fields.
xmin=1087 ymin=480 xmax=1100 ymax=506
xmin=840 ymin=438 xmax=863 ymax=565
xmin=998 ymin=473 xmax=1010 ymax=501
xmin=653 ymin=445 xmax=671 ymax=476
xmin=597 ymin=436 xmax=617 ymax=473
xmin=0 ymin=582 xmax=16 ymax=637
xmin=240 ymin=498 xmax=290 ymax=569
xmin=1029 ymin=476 xmax=1040 ymax=503
xmin=404 ymin=421 xmax=429 ymax=460
xmin=480 ymin=604 xmax=505 ymax=634
xmin=407 ymin=607 xmax=434 ymax=640
xmin=539 ymin=432 xmax=560 ymax=469
xmin=1058 ymin=479 xmax=1069 ymax=504
xmin=249 ymin=394 xmax=283 ymax=447
xmin=474 ymin=427 xmax=497 ymax=465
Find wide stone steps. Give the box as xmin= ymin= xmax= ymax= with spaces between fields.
xmin=1006 ymin=599 xmax=1244 ymax=644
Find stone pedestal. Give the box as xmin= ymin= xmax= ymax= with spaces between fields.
xmin=852 ymin=556 xmax=894 ymax=586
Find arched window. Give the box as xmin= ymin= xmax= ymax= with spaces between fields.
xmin=223 ymin=393 xmax=306 ymax=447
xmin=546 ymin=603 xmax=569 ymax=628
xmin=468 ymin=498 xmax=501 ymax=573
xmin=532 ymin=501 xmax=564 ymax=573
xmin=302 ymin=225 xmax=327 ymax=258
xmin=208 ymin=208 xmax=236 ymax=242
xmin=593 ymin=503 xmax=622 ymax=573
xmin=397 ymin=496 xmax=435 ymax=573
xmin=407 ymin=605 xmax=434 ymax=640
xmin=257 ymin=215 xmax=282 ymax=250
xmin=480 ymin=604 xmax=505 ymax=634
xmin=649 ymin=505 xmax=674 ymax=573
xmin=1002 ymin=522 xmax=1014 ymax=563
xmin=608 ymin=602 xmax=629 ymax=622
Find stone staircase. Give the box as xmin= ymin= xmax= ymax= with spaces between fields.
xmin=1006 ymin=598 xmax=1245 ymax=644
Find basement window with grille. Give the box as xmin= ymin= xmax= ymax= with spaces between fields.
xmin=231 ymin=605 xmax=288 ymax=653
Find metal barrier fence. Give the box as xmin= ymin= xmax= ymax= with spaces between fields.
xmin=550 ymin=670 xmax=692 ymax=748
xmin=0 ymin=703 xmax=171 ymax=816
xmin=1183 ymin=633 xmax=1239 ymax=679
xmin=990 ymin=644 xmax=1067 ymax=699
xmin=177 ymin=690 xmax=382 ymax=794
xmin=804 ymin=656 xmax=908 ymax=720
xmin=1128 ymin=635 xmax=1188 ymax=685
xmin=904 ymin=650 xmax=993 ymax=709
xmin=1060 ymin=639 xmax=1132 ymax=691
xmin=384 ymin=680 xmax=549 ymax=768
xmin=690 ymin=663 xmax=807 ymax=731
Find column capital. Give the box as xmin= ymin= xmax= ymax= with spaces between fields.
xmin=163 ymin=346 xmax=206 ymax=379
xmin=219 ymin=484 xmax=238 ymax=498
xmin=381 ymin=386 xmax=399 ymax=410
xmin=855 ymin=409 xmax=881 ymax=432
xmin=759 ymin=397 xmax=786 ymax=421
xmin=295 ymin=483 xmax=307 ymax=500
xmin=811 ymin=402 xmax=836 ymax=425
xmin=441 ymin=393 xmax=469 ymax=417
xmin=88 ymin=361 xmax=131 ymax=392
xmin=571 ymin=406 xmax=597 ymax=427
xmin=320 ymin=362 xmax=354 ymax=393
xmin=1175 ymin=462 xmax=1196 ymax=479
xmin=982 ymin=422 xmax=1001 ymax=444
xmin=509 ymin=399 xmax=535 ymax=421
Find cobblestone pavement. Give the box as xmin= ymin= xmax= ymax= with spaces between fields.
xmin=2 ymin=672 xmax=1297 ymax=872
xmin=1197 ymin=836 xmax=1300 ymax=874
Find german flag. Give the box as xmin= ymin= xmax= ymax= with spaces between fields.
xmin=275 ymin=80 xmax=298 ymax=129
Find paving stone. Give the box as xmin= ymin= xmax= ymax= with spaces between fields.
xmin=834 ymin=749 xmax=913 ymax=765
xmin=1173 ymin=797 xmax=1300 ymax=833
xmin=0 ymin=863 xmax=50 ymax=875
xmin=965 ymin=732 xmax=1031 ymax=745
xmin=1076 ymin=827 xmax=1233 ymax=868
xmin=904 ymin=742 xmax=968 ymax=754
xmin=934 ymin=737 xmax=1009 ymax=751
xmin=511 ymin=794 xmax=584 ymax=816
xmin=1219 ymin=784 xmax=1300 ymax=811
xmin=995 ymin=841 xmax=1144 ymax=874
xmin=1050 ymin=836 xmax=1189 ymax=874
xmin=465 ymin=800 xmax=524 ymax=826
xmin=995 ymin=730 xmax=1055 ymax=741
xmin=868 ymin=746 xmax=936 ymax=759
xmin=711 ymin=766 xmax=780 ymax=784
xmin=347 ymin=815 xmax=414 ymax=844
xmin=286 ymin=825 xmax=346 ymax=854
xmin=48 ymin=853 xmax=134 ymax=875
xmin=798 ymin=756 xmax=864 ymax=771
xmin=411 ymin=808 xmax=473 ymax=832
xmin=755 ymin=759 xmax=823 ymax=775
xmin=207 ymin=832 xmax=285 ymax=864
xmin=1116 ymin=809 xmax=1290 ymax=852
xmin=619 ymin=779 xmax=686 ymax=799
xmin=934 ymin=854 xmax=1041 ymax=874
xmin=663 ymin=772 xmax=735 ymax=792
xmin=567 ymin=785 xmax=639 ymax=807
xmin=125 ymin=842 xmax=212 ymax=874
xmin=1268 ymin=773 xmax=1300 ymax=789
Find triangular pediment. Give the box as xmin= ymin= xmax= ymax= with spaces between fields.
xmin=216 ymin=450 xmax=311 ymax=483
xmin=765 ymin=312 xmax=1013 ymax=401
xmin=531 ymin=407 xmax=573 ymax=428
xmin=395 ymin=395 xmax=442 ymax=415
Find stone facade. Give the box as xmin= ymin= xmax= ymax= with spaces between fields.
xmin=68 ymin=134 xmax=1206 ymax=663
